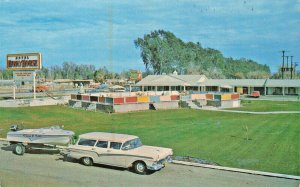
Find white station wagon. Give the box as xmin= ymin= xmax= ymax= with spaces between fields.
xmin=67 ymin=132 xmax=173 ymax=174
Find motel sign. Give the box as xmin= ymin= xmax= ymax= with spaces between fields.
xmin=6 ymin=53 xmax=42 ymax=70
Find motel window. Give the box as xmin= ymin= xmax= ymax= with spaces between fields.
xmin=206 ymin=86 xmax=218 ymax=92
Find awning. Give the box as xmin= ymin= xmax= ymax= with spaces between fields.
xmin=182 ymin=83 xmax=191 ymax=86
xmin=220 ymin=85 xmax=233 ymax=89
xmin=110 ymin=85 xmax=125 ymax=89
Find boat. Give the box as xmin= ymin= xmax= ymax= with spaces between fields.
xmin=7 ymin=125 xmax=75 ymax=146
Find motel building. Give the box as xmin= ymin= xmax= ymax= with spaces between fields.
xmin=135 ymin=73 xmax=300 ymax=96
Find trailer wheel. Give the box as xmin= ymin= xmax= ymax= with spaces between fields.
xmin=13 ymin=143 xmax=25 ymax=155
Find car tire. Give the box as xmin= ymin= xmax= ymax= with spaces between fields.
xmin=133 ymin=161 xmax=147 ymax=175
xmin=13 ymin=143 xmax=25 ymax=155
xmin=82 ymin=157 xmax=93 ymax=166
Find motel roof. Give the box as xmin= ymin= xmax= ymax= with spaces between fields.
xmin=136 ymin=75 xmax=300 ymax=88
xmin=201 ymin=79 xmax=267 ymax=87
xmin=265 ymin=79 xmax=300 ymax=87
xmin=136 ymin=74 xmax=206 ymax=86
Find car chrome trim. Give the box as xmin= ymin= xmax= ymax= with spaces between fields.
xmin=68 ymin=148 xmax=154 ymax=160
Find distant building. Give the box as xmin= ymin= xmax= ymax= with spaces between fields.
xmin=53 ymin=79 xmax=94 ymax=87
xmin=105 ymin=79 xmax=126 ymax=86
xmin=136 ymin=74 xmax=300 ymax=95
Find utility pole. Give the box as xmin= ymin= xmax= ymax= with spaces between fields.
xmin=290 ymin=56 xmax=293 ymax=79
xmin=281 ymin=50 xmax=285 ymax=79
xmin=285 ymin=56 xmax=289 ymax=79
xmin=294 ymin=62 xmax=298 ymax=78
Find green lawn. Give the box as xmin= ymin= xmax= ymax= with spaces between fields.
xmin=0 ymin=105 xmax=299 ymax=176
xmin=227 ymin=100 xmax=300 ymax=112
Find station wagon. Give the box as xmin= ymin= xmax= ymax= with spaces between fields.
xmin=67 ymin=132 xmax=173 ymax=174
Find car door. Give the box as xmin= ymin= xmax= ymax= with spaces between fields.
xmin=93 ymin=140 xmax=109 ymax=164
xmin=76 ymin=138 xmax=97 ymax=160
xmin=94 ymin=141 xmax=126 ymax=167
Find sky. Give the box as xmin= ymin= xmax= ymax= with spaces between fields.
xmin=0 ymin=0 xmax=299 ymax=73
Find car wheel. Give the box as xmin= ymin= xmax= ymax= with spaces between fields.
xmin=13 ymin=143 xmax=25 ymax=155
xmin=82 ymin=157 xmax=93 ymax=166
xmin=133 ymin=161 xmax=147 ymax=175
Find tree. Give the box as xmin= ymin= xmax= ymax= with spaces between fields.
xmin=203 ymin=67 xmax=226 ymax=79
xmin=246 ymin=71 xmax=270 ymax=79
xmin=1 ymin=69 xmax=13 ymax=79
xmin=94 ymin=67 xmax=109 ymax=83
xmin=135 ymin=30 xmax=183 ymax=74
xmin=62 ymin=62 xmax=76 ymax=79
xmin=135 ymin=30 xmax=271 ymax=78
xmin=232 ymin=72 xmax=245 ymax=79
xmin=0 ymin=69 xmax=3 ymax=80
xmin=50 ymin=65 xmax=63 ymax=80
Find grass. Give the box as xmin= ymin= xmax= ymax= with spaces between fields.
xmin=0 ymin=105 xmax=299 ymax=176
xmin=226 ymin=100 xmax=300 ymax=112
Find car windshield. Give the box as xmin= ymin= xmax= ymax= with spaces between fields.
xmin=122 ymin=138 xmax=143 ymax=150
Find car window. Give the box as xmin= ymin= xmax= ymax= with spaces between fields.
xmin=110 ymin=142 xmax=122 ymax=150
xmin=122 ymin=138 xmax=143 ymax=150
xmin=96 ymin=141 xmax=108 ymax=148
xmin=77 ymin=138 xmax=96 ymax=147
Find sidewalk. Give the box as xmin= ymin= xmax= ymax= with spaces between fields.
xmin=172 ymin=160 xmax=300 ymax=180
xmin=198 ymin=106 xmax=300 ymax=114
xmin=214 ymin=110 xmax=300 ymax=114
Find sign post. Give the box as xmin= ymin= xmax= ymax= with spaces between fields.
xmin=33 ymin=72 xmax=36 ymax=99
xmin=7 ymin=53 xmax=42 ymax=100
xmin=13 ymin=83 xmax=16 ymax=100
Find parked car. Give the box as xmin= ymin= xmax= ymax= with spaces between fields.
xmin=34 ymin=85 xmax=50 ymax=92
xmin=67 ymin=132 xmax=173 ymax=174
xmin=109 ymin=85 xmax=125 ymax=92
xmin=249 ymin=91 xmax=260 ymax=98
xmin=89 ymin=83 xmax=100 ymax=88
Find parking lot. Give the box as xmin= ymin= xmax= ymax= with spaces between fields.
xmin=0 ymin=142 xmax=298 ymax=187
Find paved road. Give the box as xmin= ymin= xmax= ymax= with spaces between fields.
xmin=0 ymin=143 xmax=298 ymax=187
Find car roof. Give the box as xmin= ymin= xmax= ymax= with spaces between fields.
xmin=79 ymin=132 xmax=139 ymax=143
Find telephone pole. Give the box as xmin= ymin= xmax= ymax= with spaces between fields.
xmin=281 ymin=50 xmax=285 ymax=79
xmin=290 ymin=56 xmax=293 ymax=79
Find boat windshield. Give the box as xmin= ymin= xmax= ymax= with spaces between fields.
xmin=122 ymin=138 xmax=143 ymax=150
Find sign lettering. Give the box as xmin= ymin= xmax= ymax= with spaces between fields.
xmin=6 ymin=53 xmax=42 ymax=70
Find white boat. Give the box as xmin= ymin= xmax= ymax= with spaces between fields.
xmin=7 ymin=125 xmax=75 ymax=146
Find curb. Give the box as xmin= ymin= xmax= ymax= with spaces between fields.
xmin=216 ymin=110 xmax=300 ymax=114
xmin=172 ymin=160 xmax=300 ymax=180
xmin=197 ymin=108 xmax=300 ymax=114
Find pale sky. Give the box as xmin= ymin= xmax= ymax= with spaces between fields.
xmin=1 ymin=0 xmax=299 ymax=73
